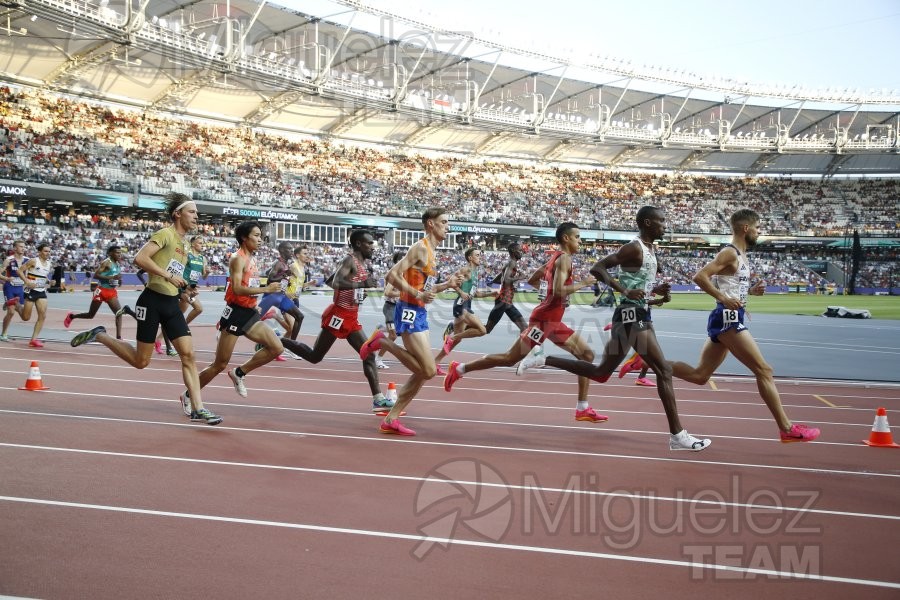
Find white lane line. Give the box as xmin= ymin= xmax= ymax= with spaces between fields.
xmin=0 ymin=386 xmax=876 ymax=446
xmin=0 ymin=408 xmax=897 ymax=479
xmin=2 ymin=442 xmax=897 ymax=522
xmin=1 ymin=495 xmax=898 ymax=590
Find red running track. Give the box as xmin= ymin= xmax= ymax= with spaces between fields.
xmin=0 ymin=329 xmax=898 ymax=599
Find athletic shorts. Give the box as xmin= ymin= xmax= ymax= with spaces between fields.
xmin=258 ymin=292 xmax=296 ymax=315
xmin=25 ymin=289 xmax=47 ymax=302
xmin=486 ymin=301 xmax=523 ymax=330
xmin=452 ymin=297 xmax=473 ymax=318
xmin=394 ymin=301 xmax=429 ymax=335
xmin=707 ymin=304 xmax=747 ymax=343
xmin=3 ymin=284 xmax=24 ymax=306
xmin=135 ymin=288 xmax=191 ymax=344
xmin=521 ymin=319 xmax=575 ymax=349
xmin=322 ymin=304 xmax=362 ymax=339
xmin=382 ymin=300 xmax=397 ymax=328
xmin=93 ymin=287 xmax=118 ymax=304
xmin=219 ymin=304 xmax=261 ymax=338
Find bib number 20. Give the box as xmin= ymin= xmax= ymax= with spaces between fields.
xmin=621 ymin=307 xmax=637 ymax=324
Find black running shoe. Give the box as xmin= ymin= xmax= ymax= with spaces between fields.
xmin=70 ymin=325 xmax=106 ymax=347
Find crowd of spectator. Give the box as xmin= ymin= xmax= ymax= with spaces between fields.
xmin=1 ymin=87 xmax=898 ymax=237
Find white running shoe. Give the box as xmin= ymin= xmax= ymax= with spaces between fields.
xmin=228 ymin=368 xmax=248 ymax=397
xmin=669 ymin=430 xmax=712 ymax=452
xmin=516 ymin=346 xmax=545 ymax=376
xmin=180 ymin=391 xmax=192 ymax=417
xmin=375 ymin=357 xmax=388 ymax=369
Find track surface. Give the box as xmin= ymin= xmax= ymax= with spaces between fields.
xmin=1 ymin=290 xmax=898 ymax=598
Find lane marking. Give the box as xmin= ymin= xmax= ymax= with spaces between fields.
xmin=1 ymin=496 xmax=898 ymax=590
xmin=814 ymin=394 xmax=848 ymax=409
xmin=2 ymin=442 xmax=897 ymax=522
xmin=709 ymin=379 xmax=718 ymax=391
xmin=0 ymin=387 xmax=876 ymax=445
xmin=1 ymin=408 xmax=898 ymax=479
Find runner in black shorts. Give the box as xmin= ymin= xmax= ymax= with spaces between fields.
xmin=69 ymin=193 xmax=222 ymax=425
xmin=375 ymin=251 xmax=404 ymax=370
xmin=484 ymin=242 xmax=528 ymax=334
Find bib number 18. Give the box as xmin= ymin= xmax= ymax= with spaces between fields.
xmin=723 ymin=309 xmax=739 ymax=324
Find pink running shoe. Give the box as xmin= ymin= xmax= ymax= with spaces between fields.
xmin=444 ymin=361 xmax=463 ymax=392
xmin=359 ymin=328 xmax=385 ymax=360
xmin=436 ymin=363 xmax=446 ymax=376
xmin=5 ymin=297 xmax=19 ymax=307
xmin=154 ymin=340 xmax=163 ymax=354
xmin=780 ymin=423 xmax=821 ymax=443
xmin=442 ymin=335 xmax=456 ymax=355
xmin=603 ymin=322 xmax=612 ymax=331
xmin=618 ymin=353 xmax=646 ymax=378
xmin=274 ymin=354 xmax=287 ymax=362
xmin=635 ymin=377 xmax=655 ymax=387
xmin=575 ymin=407 xmax=608 ymax=422
xmin=379 ymin=418 xmax=416 ymax=436
xmin=63 ymin=312 xmax=74 ymax=329
xmin=261 ymin=307 xmax=277 ymax=321
xmin=28 ymin=339 xmax=44 ymax=348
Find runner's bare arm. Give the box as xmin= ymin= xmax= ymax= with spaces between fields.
xmin=693 ymin=247 xmax=740 ymax=307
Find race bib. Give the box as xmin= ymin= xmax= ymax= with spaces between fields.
xmin=248 ymin=278 xmax=260 ymax=297
xmin=723 ymin=308 xmax=739 ymax=325
xmin=455 ymin=295 xmax=465 ymax=306
xmin=135 ymin=306 xmax=146 ymax=321
xmin=738 ymin=282 xmax=749 ymax=304
xmin=109 ymin=279 xmax=119 ymax=288
xmin=9 ymin=277 xmax=23 ymax=286
xmin=400 ymin=308 xmax=416 ymax=324
xmin=537 ymin=280 xmax=548 ymax=301
xmin=189 ymin=270 xmax=200 ymax=283
xmin=423 ymin=276 xmax=435 ymax=292
xmin=165 ymin=259 xmax=184 ymax=278
xmin=621 ymin=306 xmax=637 ymax=324
xmin=645 ymin=278 xmax=656 ymax=296
xmin=525 ymin=325 xmax=544 ymax=343
xmin=328 ymin=315 xmax=344 ymax=330
xmin=354 ymin=287 xmax=365 ymax=304
xmin=221 ymin=306 xmax=233 ymax=319
xmin=280 ymin=279 xmax=289 ymax=292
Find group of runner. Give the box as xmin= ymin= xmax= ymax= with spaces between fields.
xmin=6 ymin=195 xmax=820 ymax=446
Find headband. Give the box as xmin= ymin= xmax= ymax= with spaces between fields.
xmin=174 ymin=201 xmax=193 ymax=213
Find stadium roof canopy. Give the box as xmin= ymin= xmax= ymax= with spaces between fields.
xmin=2 ymin=0 xmax=899 ymax=175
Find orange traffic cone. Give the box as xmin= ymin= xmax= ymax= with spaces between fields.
xmin=863 ymin=407 xmax=900 ymax=448
xmin=18 ymin=360 xmax=49 ymax=391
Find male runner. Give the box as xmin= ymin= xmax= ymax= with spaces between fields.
xmin=516 ymin=207 xmax=711 ymax=451
xmin=444 ymin=223 xmax=606 ymax=423
xmin=374 ymin=250 xmax=405 ymax=370
xmin=184 ymin=220 xmax=282 ymax=405
xmin=358 ymin=207 xmax=461 ymax=436
xmin=257 ymin=241 xmax=305 ymax=341
xmin=434 ymin=247 xmax=498 ymax=372
xmin=0 ymin=239 xmax=27 ymax=342
xmin=64 ymin=244 xmax=127 ymax=339
xmin=69 ymin=193 xmax=222 ymax=424
xmin=484 ymin=242 xmax=529 ymax=336
xmin=667 ymin=208 xmax=820 ymax=443
xmin=281 ymin=230 xmax=393 ymax=412
xmin=18 ymin=242 xmax=54 ymax=348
